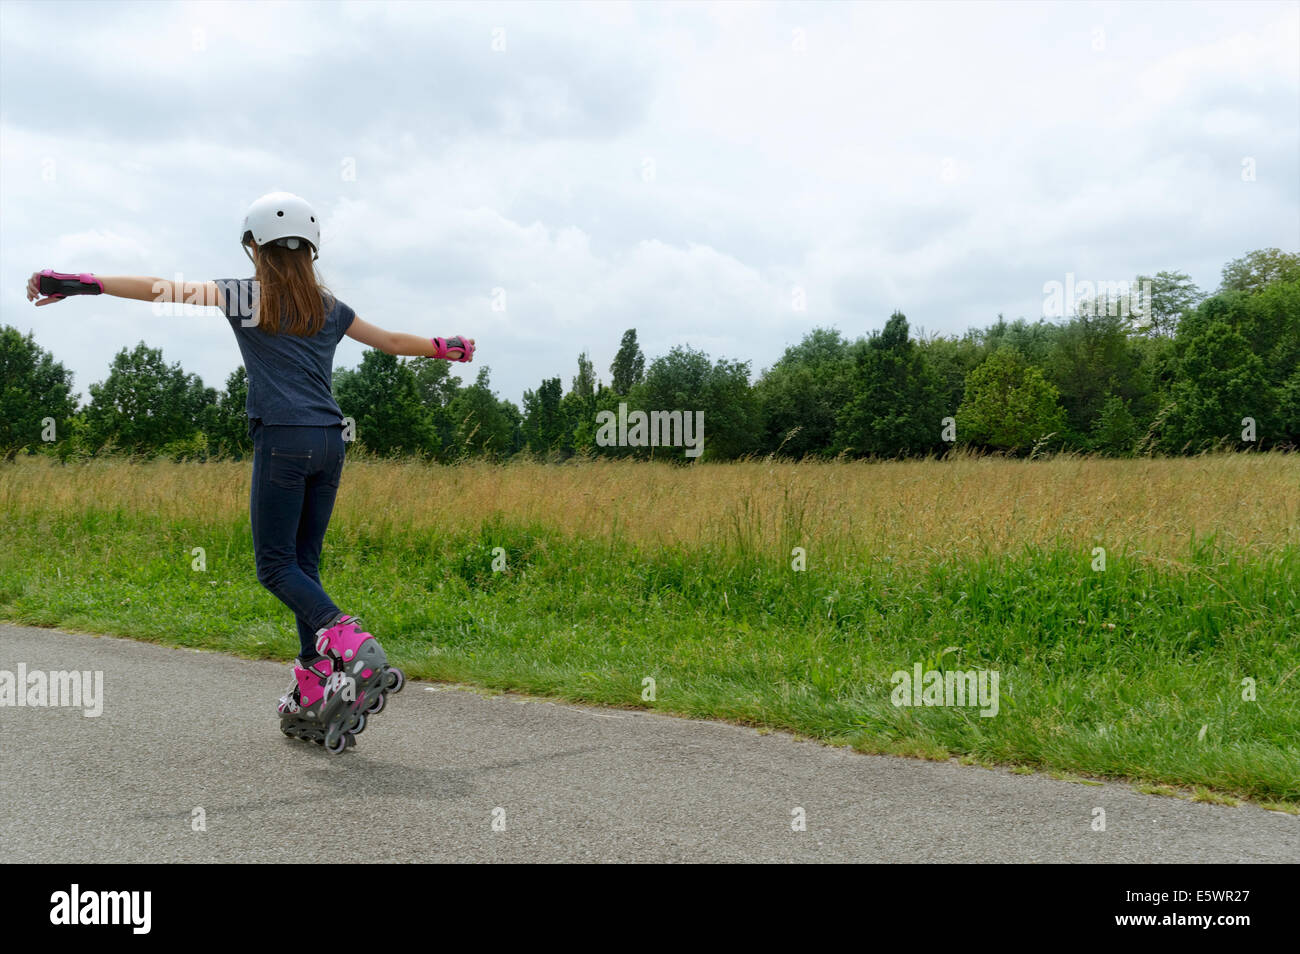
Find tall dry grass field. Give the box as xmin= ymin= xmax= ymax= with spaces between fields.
xmin=4 ymin=452 xmax=1297 ymax=561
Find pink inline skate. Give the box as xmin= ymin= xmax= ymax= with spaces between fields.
xmin=278 ymin=614 xmax=405 ymax=755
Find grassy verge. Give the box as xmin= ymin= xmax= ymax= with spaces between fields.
xmin=1 ymin=454 xmax=1297 ymax=804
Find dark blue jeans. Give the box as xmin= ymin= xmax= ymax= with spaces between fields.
xmin=248 ymin=420 xmax=346 ymax=658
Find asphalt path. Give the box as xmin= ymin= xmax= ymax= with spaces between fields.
xmin=2 ymin=624 xmax=1295 ymax=863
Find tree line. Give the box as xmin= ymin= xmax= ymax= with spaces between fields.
xmin=2 ymin=248 xmax=1296 ymax=461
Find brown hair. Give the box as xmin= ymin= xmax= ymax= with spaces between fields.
xmin=251 ymin=242 xmax=333 ymax=336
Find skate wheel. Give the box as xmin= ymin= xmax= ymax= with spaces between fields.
xmin=325 ymin=735 xmax=348 ymax=756
xmin=352 ymin=713 xmax=367 ymax=733
xmin=385 ymin=668 xmax=405 ymax=693
xmin=281 ymin=725 xmax=295 ymax=737
xmin=366 ymin=692 xmax=386 ymax=714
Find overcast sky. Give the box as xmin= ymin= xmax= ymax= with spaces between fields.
xmin=2 ymin=0 xmax=1297 ymax=406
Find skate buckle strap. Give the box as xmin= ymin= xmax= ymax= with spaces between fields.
xmin=315 ymin=614 xmax=369 ymax=661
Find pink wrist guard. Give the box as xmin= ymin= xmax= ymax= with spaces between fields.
xmin=430 ymin=336 xmax=474 ymax=362
xmin=39 ymin=270 xmax=104 ymax=299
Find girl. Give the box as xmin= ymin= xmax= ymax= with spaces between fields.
xmin=26 ymin=191 xmax=475 ymax=755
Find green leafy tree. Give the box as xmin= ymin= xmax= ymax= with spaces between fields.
xmin=701 ymin=356 xmax=760 ymax=460
xmin=917 ymin=333 xmax=983 ymax=425
xmin=1239 ymin=278 xmax=1300 ymax=394
xmin=1276 ymin=366 xmax=1300 ymax=447
xmin=1129 ymin=270 xmax=1206 ymax=337
xmin=0 ymin=326 xmax=79 ymax=454
xmin=590 ymin=384 xmax=630 ymax=458
xmin=955 ymin=347 xmax=1067 ymax=453
xmin=521 ymin=376 xmax=567 ymax=455
xmin=498 ymin=397 xmax=524 ymax=456
xmin=754 ymin=328 xmax=853 ymax=457
xmin=447 ymin=367 xmax=518 ymax=457
xmin=972 ymin=315 xmax=1059 ymax=366
xmin=411 ymin=359 xmax=462 ymax=461
xmin=636 ymin=345 xmax=759 ymax=460
xmin=201 ymin=366 xmax=252 ymax=458
xmin=637 ymin=345 xmax=709 ymax=410
xmin=610 ymin=329 xmax=645 ymax=396
xmin=1091 ymin=395 xmax=1138 ymax=456
xmin=1218 ymin=248 xmax=1300 ymax=295
xmin=835 ymin=313 xmax=945 ymax=457
xmin=1159 ymin=316 xmax=1272 ymax=451
xmin=1044 ymin=312 xmax=1154 ymax=446
xmin=83 ymin=343 xmax=215 ymax=454
xmin=1157 ymin=278 xmax=1298 ymax=449
xmin=561 ymin=352 xmax=599 ymax=453
xmin=333 ymin=351 xmax=434 ymax=456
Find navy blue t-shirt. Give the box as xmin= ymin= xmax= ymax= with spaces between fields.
xmin=215 ymin=278 xmax=355 ymax=426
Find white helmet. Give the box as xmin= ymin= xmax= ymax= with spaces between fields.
xmin=241 ymin=191 xmax=320 ymax=263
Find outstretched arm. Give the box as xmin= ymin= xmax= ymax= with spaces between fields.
xmin=27 ymin=271 xmax=224 ymax=308
xmin=344 ymin=315 xmax=474 ymax=361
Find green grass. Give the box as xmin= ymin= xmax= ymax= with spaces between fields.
xmin=2 ymin=496 xmax=1297 ymax=805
